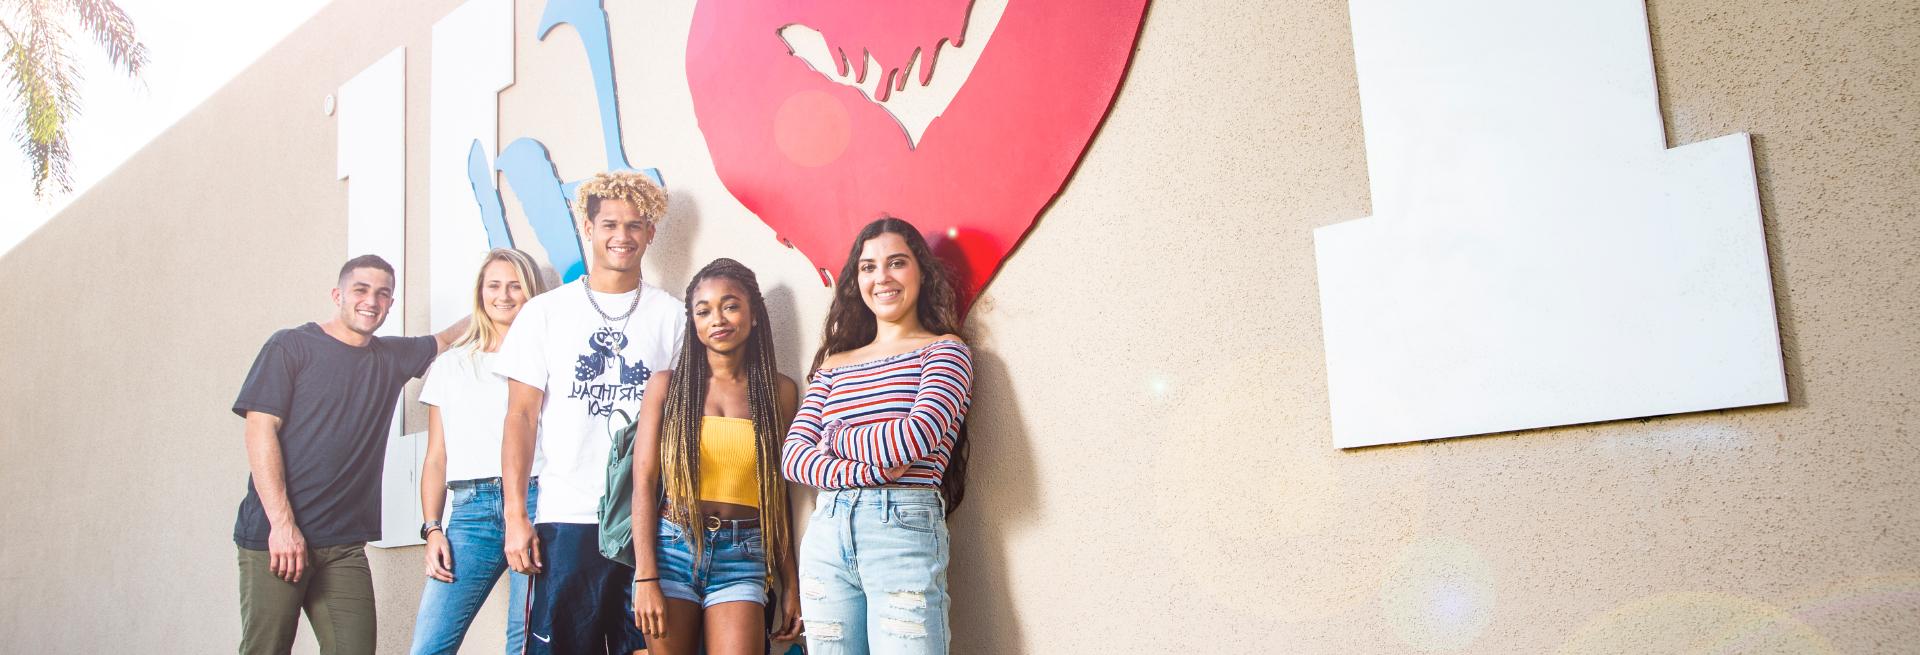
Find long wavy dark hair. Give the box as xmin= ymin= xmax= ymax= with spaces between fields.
xmin=809 ymin=216 xmax=971 ymax=514
xmin=658 ymin=258 xmax=791 ymax=592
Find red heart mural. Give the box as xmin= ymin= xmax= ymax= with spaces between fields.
xmin=687 ymin=0 xmax=1151 ymax=312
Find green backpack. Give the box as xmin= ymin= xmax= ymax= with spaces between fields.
xmin=598 ymin=409 xmax=639 ymax=566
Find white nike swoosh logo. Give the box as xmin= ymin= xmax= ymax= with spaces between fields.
xmin=777 ymin=0 xmax=1008 ymax=149
xmin=532 ymin=633 xmax=551 ymax=643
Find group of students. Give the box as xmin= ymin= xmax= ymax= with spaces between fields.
xmin=232 ymin=170 xmax=973 ymax=655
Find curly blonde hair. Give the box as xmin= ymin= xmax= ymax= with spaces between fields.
xmin=573 ymin=170 xmax=668 ymax=224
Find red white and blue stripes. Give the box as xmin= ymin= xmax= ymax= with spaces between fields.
xmin=782 ymin=340 xmax=973 ymax=489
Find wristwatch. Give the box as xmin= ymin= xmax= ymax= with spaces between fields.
xmin=420 ymin=520 xmax=444 ymax=540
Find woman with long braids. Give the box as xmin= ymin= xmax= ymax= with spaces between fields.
xmin=408 ymin=248 xmax=549 ymax=655
xmin=628 ymin=258 xmax=804 ymax=654
xmin=782 ymin=216 xmax=974 ymax=654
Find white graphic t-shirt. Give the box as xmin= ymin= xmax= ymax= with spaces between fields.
xmin=419 ymin=347 xmax=544 ymax=482
xmin=495 ymin=279 xmax=684 ymax=524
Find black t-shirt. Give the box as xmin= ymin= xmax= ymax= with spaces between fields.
xmin=231 ymin=322 xmax=437 ymax=549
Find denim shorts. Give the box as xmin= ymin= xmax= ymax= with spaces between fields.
xmin=654 ymin=518 xmax=769 ymax=608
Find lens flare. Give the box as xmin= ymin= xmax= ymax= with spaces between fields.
xmin=1147 ymin=375 xmax=1170 ymax=399
xmin=1380 ymin=537 xmax=1496 ymax=651
xmin=1556 ymin=592 xmax=1834 ymax=654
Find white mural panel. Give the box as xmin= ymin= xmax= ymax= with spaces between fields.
xmin=338 ymin=47 xmax=408 ymax=334
xmin=370 ymin=432 xmax=429 ymax=549
xmin=1313 ymin=0 xmax=1786 ymax=448
xmin=430 ymin=0 xmax=515 ymax=327
xmin=336 ymin=48 xmax=419 ymax=546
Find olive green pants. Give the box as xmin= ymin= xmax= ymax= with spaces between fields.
xmin=236 ymin=543 xmax=376 ymax=655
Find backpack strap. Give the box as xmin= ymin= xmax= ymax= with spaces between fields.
xmin=607 ymin=408 xmax=635 ymax=453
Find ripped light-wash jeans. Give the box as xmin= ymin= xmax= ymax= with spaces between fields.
xmin=798 ymin=487 xmax=950 ymax=655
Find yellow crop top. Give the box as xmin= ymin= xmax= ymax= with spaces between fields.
xmin=698 ymin=416 xmax=760 ymax=506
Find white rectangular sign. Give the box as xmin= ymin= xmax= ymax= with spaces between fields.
xmin=1313 ymin=0 xmax=1787 ymax=448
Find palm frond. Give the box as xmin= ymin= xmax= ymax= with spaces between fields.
xmin=0 ymin=0 xmax=147 ymax=198
xmin=60 ymin=0 xmax=146 ymax=78
xmin=5 ymin=37 xmax=69 ymax=196
xmin=2 ymin=7 xmax=80 ymax=197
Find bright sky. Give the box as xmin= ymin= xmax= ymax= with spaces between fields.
xmin=0 ymin=0 xmax=332 ymax=256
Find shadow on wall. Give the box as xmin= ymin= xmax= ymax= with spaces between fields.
xmin=949 ymin=345 xmax=1037 ymax=653
xmin=762 ymin=279 xmax=819 ymax=655
xmin=763 ymin=283 xmax=807 ymax=380
xmin=653 ymin=188 xmax=705 ymax=292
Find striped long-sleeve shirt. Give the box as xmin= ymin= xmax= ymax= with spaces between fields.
xmin=782 ymin=339 xmax=973 ymax=489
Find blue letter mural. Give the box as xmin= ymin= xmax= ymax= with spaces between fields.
xmin=497 ymin=138 xmax=588 ymax=281
xmin=540 ymin=0 xmax=636 ymax=175
xmin=467 ymin=140 xmax=512 ymax=248
xmin=465 ymin=0 xmax=666 ymax=283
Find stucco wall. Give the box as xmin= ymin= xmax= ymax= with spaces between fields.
xmin=0 ymin=0 xmax=1914 ymax=653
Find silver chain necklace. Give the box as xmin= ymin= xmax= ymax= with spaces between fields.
xmin=583 ymin=276 xmax=642 ymax=323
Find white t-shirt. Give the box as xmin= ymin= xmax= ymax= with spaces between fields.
xmin=496 ymin=279 xmax=684 ymax=524
xmin=419 ymin=347 xmax=544 ymax=482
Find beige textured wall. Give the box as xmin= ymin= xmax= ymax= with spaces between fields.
xmin=1 ymin=0 xmax=1915 ymax=653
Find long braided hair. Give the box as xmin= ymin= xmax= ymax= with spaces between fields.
xmin=657 ymin=258 xmax=792 ymax=592
xmin=809 ymin=217 xmax=972 ymax=514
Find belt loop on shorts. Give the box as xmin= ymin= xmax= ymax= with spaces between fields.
xmin=881 ymin=488 xmax=892 ymax=524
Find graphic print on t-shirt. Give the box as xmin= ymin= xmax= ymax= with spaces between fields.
xmin=571 ymin=326 xmax=653 ymax=417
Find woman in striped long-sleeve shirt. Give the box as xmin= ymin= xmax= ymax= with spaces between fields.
xmin=783 ymin=217 xmax=973 ymax=655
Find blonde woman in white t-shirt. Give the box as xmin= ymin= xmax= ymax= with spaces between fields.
xmin=408 ymin=248 xmax=550 ymax=655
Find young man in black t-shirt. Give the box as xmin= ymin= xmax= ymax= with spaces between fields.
xmin=231 ymin=255 xmax=467 ymax=655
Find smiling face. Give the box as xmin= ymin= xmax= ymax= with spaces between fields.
xmin=857 ymin=232 xmax=923 ymax=325
xmin=479 ymin=259 xmax=528 ymax=329
xmin=332 ymin=266 xmax=396 ymax=337
xmin=691 ymin=277 xmax=753 ymax=355
xmin=584 ymin=198 xmax=654 ymax=275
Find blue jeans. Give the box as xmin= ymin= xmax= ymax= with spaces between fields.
xmin=655 ymin=517 xmax=769 ymax=608
xmin=408 ymin=478 xmax=539 ymax=655
xmin=798 ymin=488 xmax=950 ymax=655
